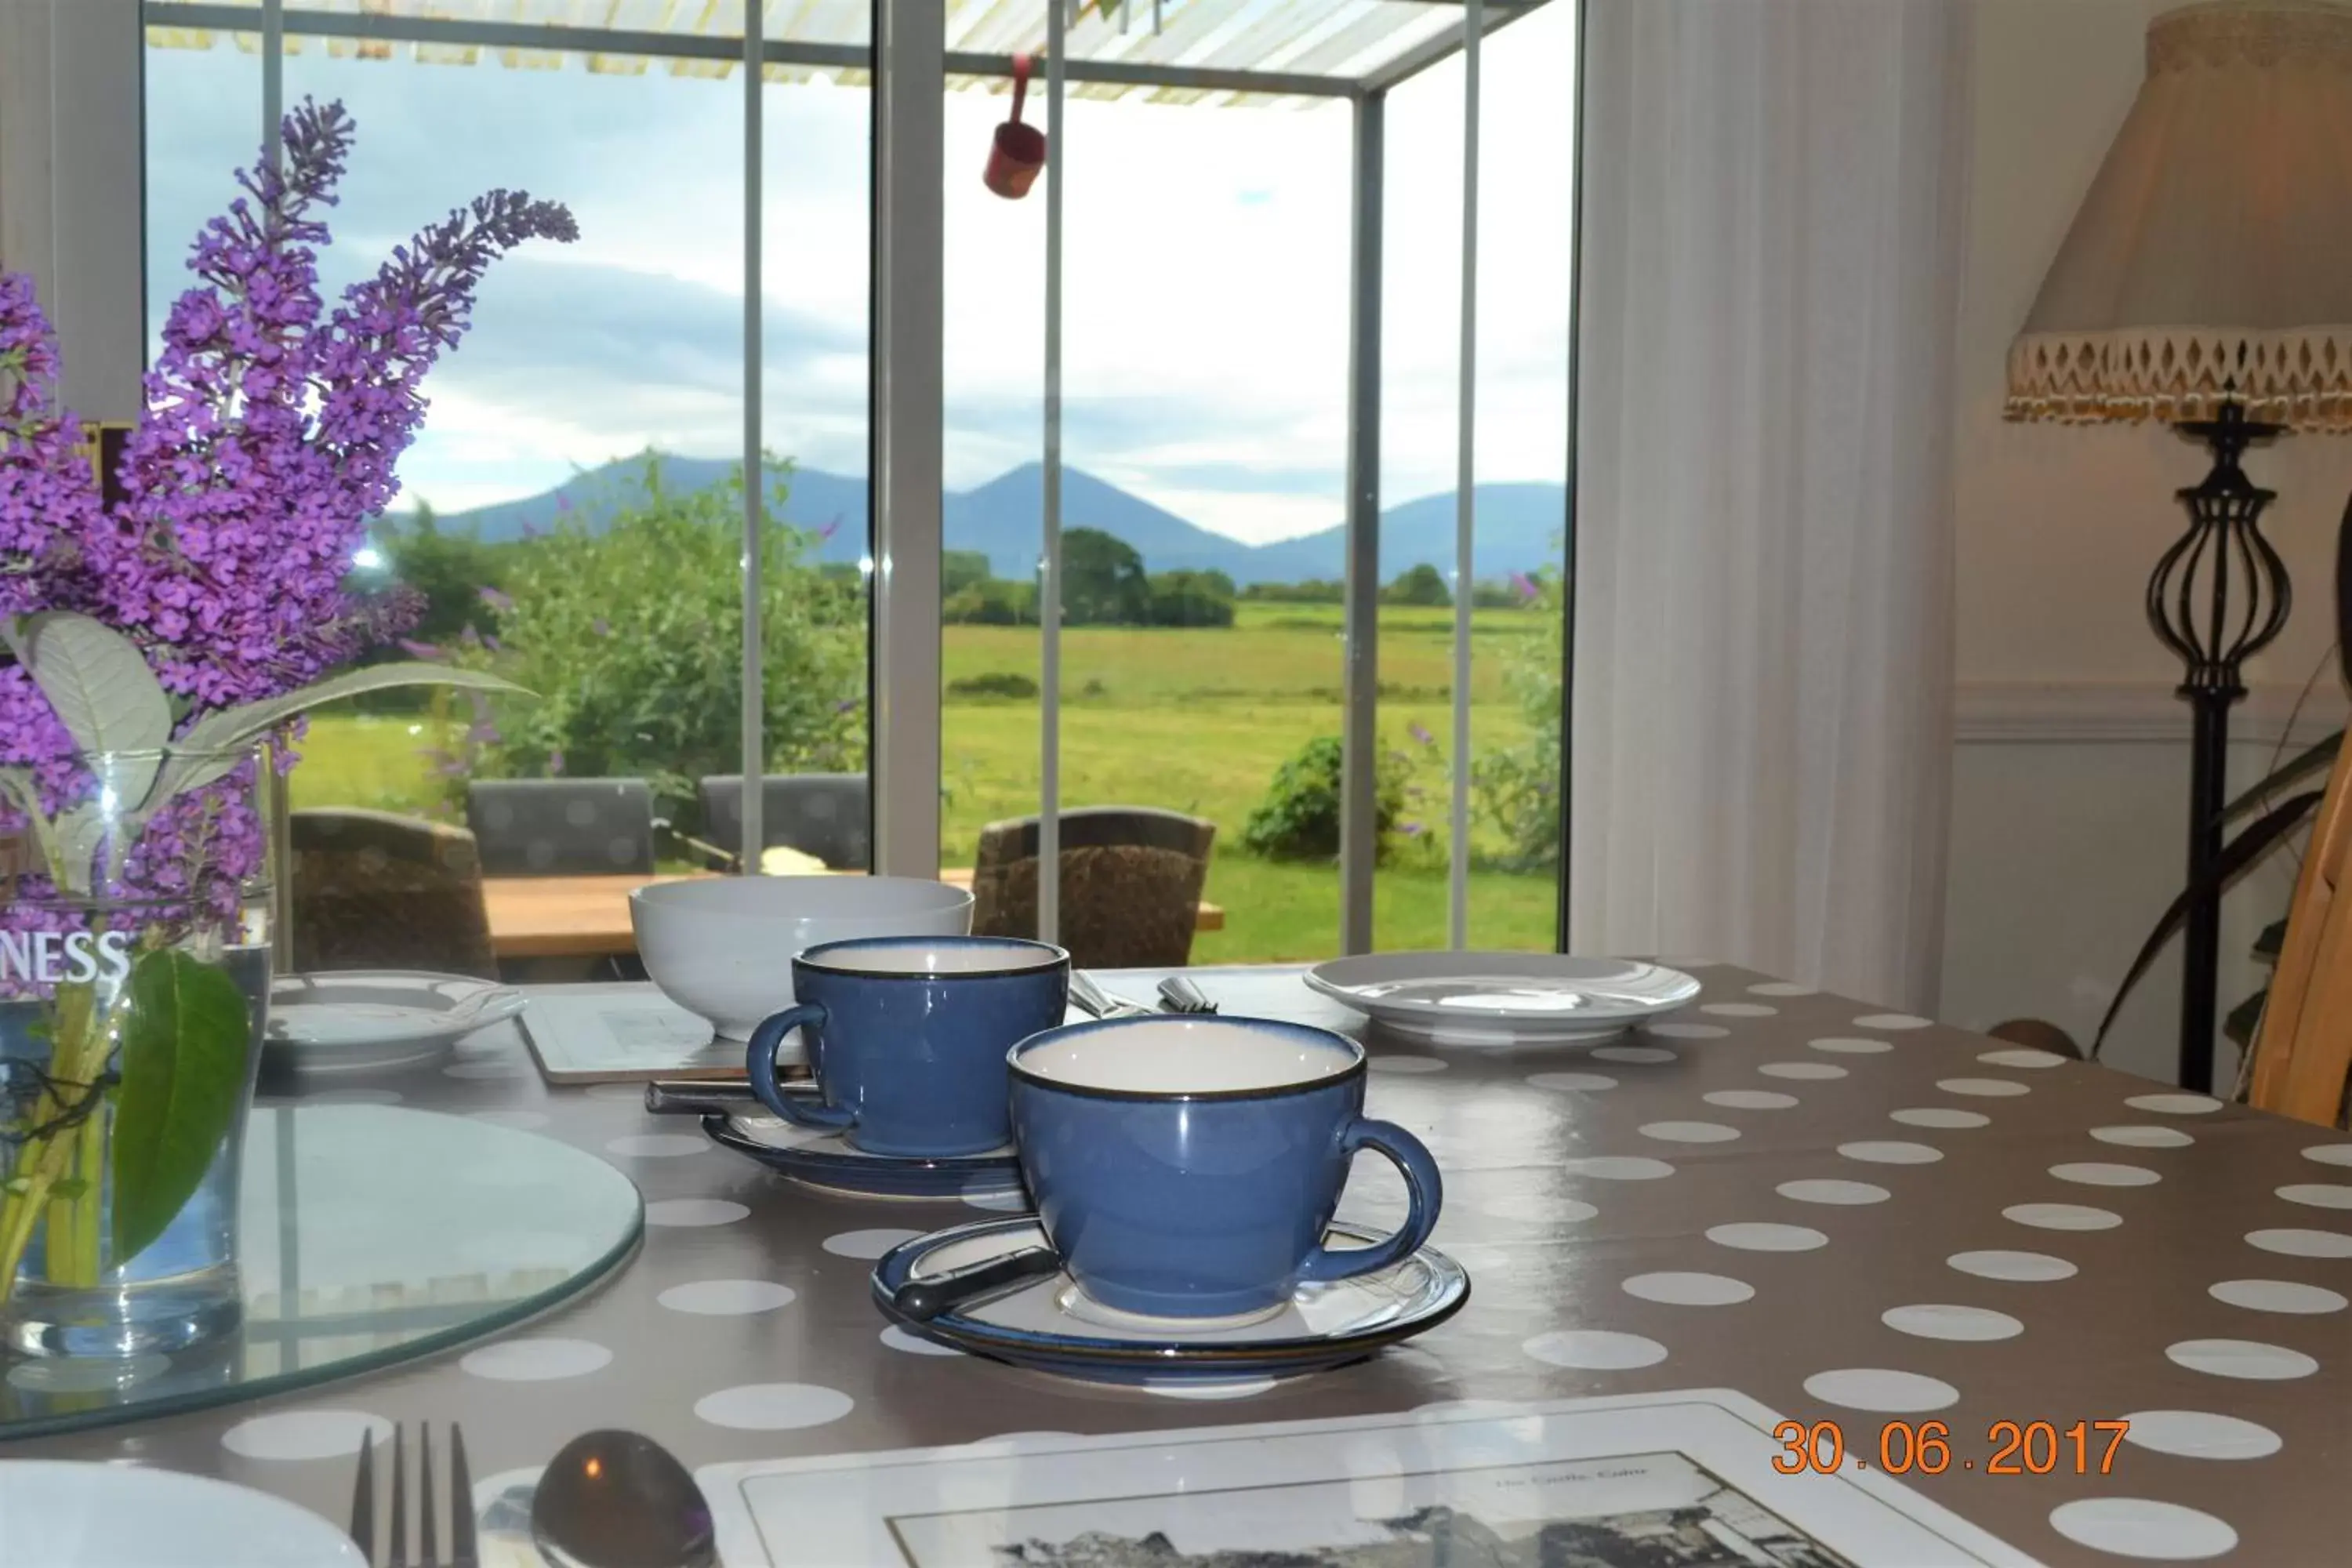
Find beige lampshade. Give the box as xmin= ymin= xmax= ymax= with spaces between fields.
xmin=2006 ymin=0 xmax=2352 ymax=428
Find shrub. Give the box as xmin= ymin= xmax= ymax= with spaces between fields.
xmin=1242 ymin=579 xmax=1345 ymax=604
xmin=1146 ymin=568 xmax=1236 ymax=628
xmin=448 ymin=455 xmax=866 ymax=833
xmin=943 ymin=578 xmax=1037 ymax=625
xmin=1382 ymin=563 xmax=1452 ymax=607
xmin=1240 ymin=734 xmax=1412 ymax=862
xmin=1472 ymin=561 xmax=1565 ymax=870
xmin=947 ymin=671 xmax=1040 ymax=700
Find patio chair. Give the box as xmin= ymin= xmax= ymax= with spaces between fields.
xmin=970 ymin=807 xmax=1214 ymax=969
xmin=465 ymin=778 xmax=657 ymax=877
xmin=290 ymin=809 xmax=497 ymax=979
xmin=699 ymin=773 xmax=870 ymax=870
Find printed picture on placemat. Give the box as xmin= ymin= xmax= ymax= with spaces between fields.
xmin=884 ymin=1452 xmax=1856 ymax=1568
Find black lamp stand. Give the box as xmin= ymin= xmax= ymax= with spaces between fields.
xmin=2147 ymin=401 xmax=2292 ymax=1092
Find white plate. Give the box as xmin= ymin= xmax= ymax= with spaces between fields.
xmin=1303 ymin=953 xmax=1700 ymax=1045
xmin=265 ymin=971 xmax=525 ymax=1074
xmin=0 ymin=1461 xmax=365 ymax=1567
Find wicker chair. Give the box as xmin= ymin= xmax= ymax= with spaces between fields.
xmin=970 ymin=807 xmax=1215 ymax=968
xmin=465 ymin=779 xmax=656 ymax=877
xmin=290 ymin=809 xmax=496 ymax=979
xmin=699 ymin=773 xmax=870 ymax=870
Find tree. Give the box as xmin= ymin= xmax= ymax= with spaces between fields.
xmin=943 ymin=578 xmax=1038 ymax=625
xmin=1062 ymin=527 xmax=1150 ymax=625
xmin=1472 ymin=561 xmax=1566 ymax=870
xmin=453 ymin=456 xmax=866 ymax=833
xmin=1382 ymin=563 xmax=1452 ymax=607
xmin=1147 ymin=568 xmax=1236 ymax=628
xmin=943 ymin=549 xmax=993 ymax=597
xmin=373 ymin=502 xmax=509 ymax=647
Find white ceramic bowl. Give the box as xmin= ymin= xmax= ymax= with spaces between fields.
xmin=630 ymin=876 xmax=975 ymax=1040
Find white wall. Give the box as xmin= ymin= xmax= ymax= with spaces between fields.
xmin=0 ymin=0 xmax=144 ymax=419
xmin=1941 ymin=0 xmax=2352 ymax=1086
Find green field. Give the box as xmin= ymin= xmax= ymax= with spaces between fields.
xmin=293 ymin=601 xmax=1559 ymax=959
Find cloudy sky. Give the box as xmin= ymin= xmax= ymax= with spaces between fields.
xmin=142 ymin=4 xmax=1573 ymax=546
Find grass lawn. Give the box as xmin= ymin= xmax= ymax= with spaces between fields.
xmin=293 ymin=600 xmax=1559 ymax=960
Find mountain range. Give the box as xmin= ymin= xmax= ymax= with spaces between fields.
xmin=418 ymin=456 xmax=1566 ymax=586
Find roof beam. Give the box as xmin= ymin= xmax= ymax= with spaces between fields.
xmin=1361 ymin=0 xmax=1544 ymax=93
xmin=143 ymin=3 xmax=1359 ymax=98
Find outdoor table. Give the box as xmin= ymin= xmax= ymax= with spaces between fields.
xmin=484 ymin=872 xmax=1226 ymax=960
xmin=11 ymin=964 xmax=2348 ymax=1565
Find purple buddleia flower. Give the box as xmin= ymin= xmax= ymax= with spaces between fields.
xmin=478 ymin=586 xmax=514 ymax=613
xmin=1511 ymin=570 xmax=1539 ymax=604
xmin=591 ymin=617 xmax=610 ymax=637
xmin=546 ymin=748 xmax=564 ymax=776
xmin=818 ymin=517 xmax=841 ymax=543
xmin=0 ymin=97 xmax=571 ymax=920
xmin=398 ymin=638 xmax=441 ymax=660
xmin=1407 ymin=720 xmax=1433 ymax=747
xmin=555 ymin=493 xmax=572 ymax=513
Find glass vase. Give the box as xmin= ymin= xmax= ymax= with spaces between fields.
xmin=0 ymin=746 xmax=272 ymax=1359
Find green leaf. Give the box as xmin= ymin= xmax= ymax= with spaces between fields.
xmin=148 ymin=664 xmax=529 ymax=807
xmin=8 ymin=613 xmax=172 ymax=804
xmin=2221 ymin=729 xmax=2341 ymax=824
xmin=2224 ymin=988 xmax=2269 ymax=1049
xmin=2254 ymin=918 xmax=2289 ymax=964
xmin=108 ymin=949 xmax=253 ymax=1265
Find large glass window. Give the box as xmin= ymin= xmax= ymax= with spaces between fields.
xmin=143 ymin=13 xmax=873 ymax=976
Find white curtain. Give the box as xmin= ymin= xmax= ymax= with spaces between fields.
xmin=1571 ymin=0 xmax=1967 ymax=1011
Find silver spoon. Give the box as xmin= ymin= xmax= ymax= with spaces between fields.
xmin=531 ymin=1428 xmax=716 ymax=1568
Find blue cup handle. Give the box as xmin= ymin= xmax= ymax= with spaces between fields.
xmin=746 ymin=1004 xmax=855 ymax=1133
xmin=1298 ymin=1116 xmax=1443 ymax=1285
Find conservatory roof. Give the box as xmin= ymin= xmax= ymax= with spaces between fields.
xmin=141 ymin=1 xmax=1541 ymax=103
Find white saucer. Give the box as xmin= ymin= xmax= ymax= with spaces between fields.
xmin=266 ymin=971 xmax=525 ymax=1074
xmin=1304 ymin=953 xmax=1700 ymax=1045
xmin=0 ymin=1461 xmax=366 ymax=1566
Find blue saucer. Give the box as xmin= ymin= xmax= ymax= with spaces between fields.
xmin=871 ymin=1214 xmax=1470 ymax=1385
xmin=699 ymin=1111 xmax=1025 ymax=1203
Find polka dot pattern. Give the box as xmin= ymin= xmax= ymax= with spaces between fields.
xmin=1809 ymin=1037 xmax=1893 ymax=1055
xmin=1622 ymin=1272 xmax=1755 ymax=1306
xmin=658 ymin=1279 xmax=796 ymax=1316
xmin=1747 ymin=982 xmax=1816 ymax=996
xmin=2005 ymin=1203 xmax=2122 ymax=1231
xmin=1777 ymin=1179 xmax=1889 ymax=1206
xmin=694 ymin=1383 xmax=855 ymax=1430
xmin=644 ymin=1198 xmax=749 ymax=1229
xmin=2278 ymin=1183 xmax=2352 ymax=1210
xmin=1893 ymin=1107 xmax=1989 ymax=1129
xmin=1881 ymin=1304 xmax=2023 ymax=1341
xmin=1704 ymin=1090 xmax=1798 ymax=1110
xmin=1937 ymin=1077 xmax=2029 ymax=1098
xmin=2093 ymin=1124 xmax=2194 ymax=1149
xmin=1523 ymin=1330 xmax=1668 ymax=1370
xmin=2166 ymin=1338 xmax=2318 ymax=1381
xmin=2128 ymin=1092 xmax=2223 ymax=1116
xmin=1838 ymin=1141 xmax=1942 ymax=1165
xmin=2049 ymin=1500 xmax=2238 ymax=1560
xmin=1802 ymin=1368 xmax=1958 ymax=1411
xmin=1708 ymin=1222 xmax=1827 ymax=1252
xmin=2246 ymin=1228 xmax=2352 ymax=1258
xmin=822 ymin=1228 xmax=924 ymax=1260
xmin=1563 ymin=1156 xmax=1676 ymax=1181
xmin=2304 ymin=1144 xmax=2352 ymax=1168
xmin=2209 ymin=1279 xmax=2347 ymax=1315
xmin=1700 ymin=1002 xmax=1776 ymax=1018
xmin=1853 ymin=1013 xmax=1932 ymax=1030
xmin=1526 ymin=1072 xmax=1617 ymax=1093
xmin=1948 ymin=1250 xmax=2076 ymax=1283
xmin=2051 ymin=1161 xmax=2161 ymax=1187
xmin=1977 ymin=1047 xmax=2067 ymax=1069
xmin=1637 ymin=1120 xmax=1740 ymax=1144
xmin=222 ymin=1410 xmax=391 ymax=1461
xmin=2122 ymin=1410 xmax=2282 ymax=1461
xmin=1642 ymin=1022 xmax=1727 ymax=1040
xmin=1367 ymin=1054 xmax=1447 ymax=1076
xmin=880 ymin=1324 xmax=964 ymax=1356
xmin=1591 ymin=1044 xmax=1676 ymax=1065
xmin=460 ymin=1338 xmax=612 ymax=1382
xmin=1759 ymin=1061 xmax=1846 ymax=1080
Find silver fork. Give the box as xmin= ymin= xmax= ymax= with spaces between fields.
xmin=350 ymin=1421 xmax=477 ymax=1568
xmin=1157 ymin=975 xmax=1219 ymax=1014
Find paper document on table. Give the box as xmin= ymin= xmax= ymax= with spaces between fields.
xmin=698 ymin=1391 xmax=2045 ymax=1568
xmin=517 ymin=983 xmax=739 ymax=1083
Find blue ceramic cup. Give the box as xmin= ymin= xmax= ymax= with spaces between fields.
xmin=746 ymin=936 xmax=1069 ymax=1158
xmin=1007 ymin=1015 xmax=1443 ymax=1319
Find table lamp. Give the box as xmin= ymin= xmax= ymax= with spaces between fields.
xmin=2006 ymin=0 xmax=2352 ymax=1092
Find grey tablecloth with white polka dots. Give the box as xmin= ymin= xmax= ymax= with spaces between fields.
xmin=11 ymin=965 xmax=2350 ymax=1566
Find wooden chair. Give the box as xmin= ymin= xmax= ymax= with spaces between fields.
xmin=970 ymin=807 xmax=1215 ymax=969
xmin=290 ymin=809 xmax=497 ymax=980
xmin=2248 ymin=741 xmax=2352 ymax=1127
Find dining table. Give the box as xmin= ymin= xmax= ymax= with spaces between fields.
xmin=482 ymin=872 xmax=1226 ymax=960
xmin=7 ymin=961 xmax=2348 ymax=1566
